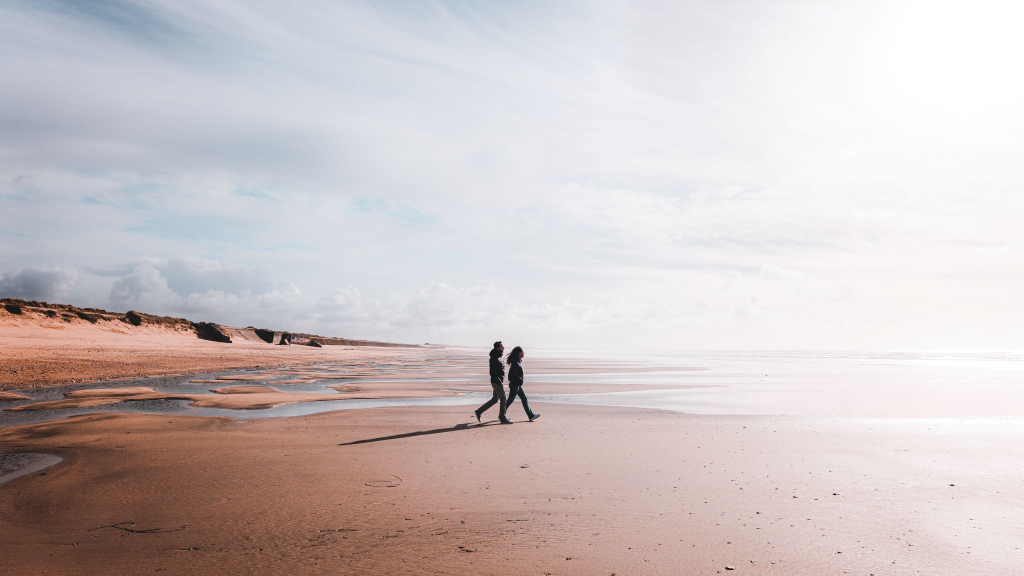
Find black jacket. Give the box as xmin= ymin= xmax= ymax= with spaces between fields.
xmin=508 ymin=358 xmax=524 ymax=388
xmin=489 ymin=349 xmax=505 ymax=383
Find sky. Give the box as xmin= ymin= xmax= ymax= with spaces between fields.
xmin=2 ymin=0 xmax=1023 ymax=349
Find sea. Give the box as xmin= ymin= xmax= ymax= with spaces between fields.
xmin=2 ymin=349 xmax=1023 ymax=427
xmin=528 ymin=349 xmax=1024 ymax=419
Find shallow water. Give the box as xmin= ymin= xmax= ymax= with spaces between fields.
xmin=531 ymin=350 xmax=1024 ymax=419
xmin=2 ymin=350 xmax=1023 ymax=427
xmin=0 ymin=365 xmax=491 ymax=428
xmin=0 ymin=452 xmax=62 ymax=485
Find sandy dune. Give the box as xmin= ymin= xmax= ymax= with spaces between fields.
xmin=0 ymin=310 xmax=421 ymax=392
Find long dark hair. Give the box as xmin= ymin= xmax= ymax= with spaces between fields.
xmin=506 ymin=346 xmax=523 ymax=365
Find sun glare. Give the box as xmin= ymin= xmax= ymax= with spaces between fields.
xmin=862 ymin=0 xmax=1024 ymax=135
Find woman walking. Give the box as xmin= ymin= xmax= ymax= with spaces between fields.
xmin=505 ymin=346 xmax=540 ymax=421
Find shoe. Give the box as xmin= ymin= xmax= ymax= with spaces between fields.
xmin=473 ymin=410 xmax=481 ymax=423
xmin=529 ymin=413 xmax=540 ymax=422
xmin=500 ymin=418 xmax=513 ymax=425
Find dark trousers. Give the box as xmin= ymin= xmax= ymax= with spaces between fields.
xmin=505 ymin=385 xmax=534 ymax=418
xmin=476 ymin=380 xmax=507 ymax=420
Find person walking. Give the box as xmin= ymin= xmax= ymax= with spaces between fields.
xmin=474 ymin=341 xmax=513 ymax=424
xmin=505 ymin=346 xmax=539 ymax=421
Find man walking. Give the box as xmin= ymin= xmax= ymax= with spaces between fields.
xmin=474 ymin=341 xmax=513 ymax=424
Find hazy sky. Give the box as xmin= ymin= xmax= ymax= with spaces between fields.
xmin=2 ymin=0 xmax=1023 ymax=348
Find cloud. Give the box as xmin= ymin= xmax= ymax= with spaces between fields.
xmin=0 ymin=265 xmax=79 ymax=301
xmin=107 ymin=257 xmax=289 ymax=317
xmin=97 ymin=258 xmax=645 ymax=345
xmin=155 ymin=256 xmax=278 ymax=297
xmin=759 ymin=265 xmax=803 ymax=281
xmin=3 ymin=2 xmax=1024 ymax=348
xmin=108 ymin=262 xmax=180 ymax=311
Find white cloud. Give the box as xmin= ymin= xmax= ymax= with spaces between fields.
xmin=3 ymin=1 xmax=1024 ymax=348
xmin=96 ymin=259 xmax=648 ymax=346
xmin=108 ymin=262 xmax=180 ymax=311
xmin=0 ymin=265 xmax=79 ymax=301
xmin=106 ymin=257 xmax=292 ymax=319
xmin=155 ymin=256 xmax=278 ymax=298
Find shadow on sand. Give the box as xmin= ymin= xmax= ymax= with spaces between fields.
xmin=339 ymin=421 xmax=500 ymax=446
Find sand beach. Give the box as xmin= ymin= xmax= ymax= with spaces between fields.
xmin=3 ymin=405 xmax=1023 ymax=574
xmin=2 ymin=312 xmax=1023 ymax=575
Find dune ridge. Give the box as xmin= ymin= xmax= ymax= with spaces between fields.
xmin=0 ymin=298 xmax=419 ymax=348
xmin=0 ymin=299 xmax=423 ymax=391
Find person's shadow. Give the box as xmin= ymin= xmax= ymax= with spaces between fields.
xmin=338 ymin=421 xmax=499 ymax=446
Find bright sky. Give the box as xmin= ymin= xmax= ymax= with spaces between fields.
xmin=2 ymin=0 xmax=1023 ymax=348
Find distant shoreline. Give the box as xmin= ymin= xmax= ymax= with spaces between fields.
xmin=0 ymin=298 xmax=423 ymax=391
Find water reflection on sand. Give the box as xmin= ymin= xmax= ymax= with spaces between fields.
xmin=3 ymin=350 xmax=1024 ymax=427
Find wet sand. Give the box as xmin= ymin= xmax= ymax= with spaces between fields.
xmin=0 ymin=392 xmax=30 ymax=401
xmin=2 ymin=340 xmax=710 ymax=416
xmin=2 ymin=317 xmax=1022 ymax=574
xmin=0 ymin=452 xmax=62 ymax=486
xmin=4 ymin=380 xmax=710 ymax=413
xmin=2 ymin=404 xmax=1023 ymax=575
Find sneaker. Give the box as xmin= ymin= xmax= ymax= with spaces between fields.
xmin=500 ymin=418 xmax=514 ymax=425
xmin=529 ymin=413 xmax=541 ymax=422
xmin=473 ymin=410 xmax=481 ymax=423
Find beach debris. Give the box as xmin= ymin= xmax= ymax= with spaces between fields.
xmin=301 ymin=528 xmax=356 ymax=548
xmin=725 ymin=566 xmax=735 ymax=571
xmin=254 ymin=328 xmax=277 ymax=343
xmin=458 ymin=546 xmax=476 ymax=553
xmin=289 ymin=335 xmax=323 ymax=347
xmin=519 ymin=458 xmax=552 ymax=469
xmin=194 ymin=322 xmax=232 ymax=343
xmin=365 ymin=474 xmax=403 ymax=488
xmin=88 ymin=522 xmax=186 ymax=534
